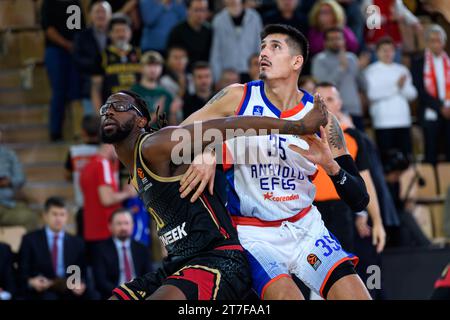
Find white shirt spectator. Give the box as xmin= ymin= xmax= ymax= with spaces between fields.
xmin=364 ymin=61 xmax=417 ymax=129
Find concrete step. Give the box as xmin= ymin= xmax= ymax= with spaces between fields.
xmin=0 ymin=86 xmax=50 ymax=106
xmin=24 ymin=162 xmax=66 ymax=182
xmin=0 ymin=29 xmax=45 ymax=68
xmin=23 ymin=181 xmax=73 ymax=205
xmin=7 ymin=142 xmax=69 ymax=164
xmin=0 ymin=123 xmax=48 ymax=143
xmin=0 ymin=104 xmax=47 ymax=125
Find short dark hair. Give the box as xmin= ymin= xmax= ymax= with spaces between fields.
xmin=260 ymin=24 xmax=309 ymax=62
xmin=324 ymin=27 xmax=344 ymax=40
xmin=192 ymin=61 xmax=211 ymax=73
xmin=109 ymin=207 xmax=132 ymax=223
xmin=82 ymin=114 xmax=100 ymax=138
xmin=108 ymin=13 xmax=132 ymax=32
xmin=376 ymin=36 xmax=395 ymax=51
xmin=316 ymin=81 xmax=337 ymax=89
xmin=44 ymin=197 xmax=66 ymax=212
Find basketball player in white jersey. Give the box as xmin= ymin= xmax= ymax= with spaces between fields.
xmin=179 ymin=24 xmax=371 ymax=300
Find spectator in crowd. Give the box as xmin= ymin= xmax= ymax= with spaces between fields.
xmin=183 ymin=61 xmax=213 ymax=119
xmin=210 ymin=0 xmax=263 ymax=82
xmin=18 ymin=197 xmax=88 ymax=300
xmin=160 ymin=46 xmax=195 ymax=99
xmin=167 ymin=0 xmax=212 ymax=71
xmin=262 ymin=0 xmax=309 ymax=35
xmin=0 ymin=242 xmax=15 ymax=300
xmin=313 ymin=82 xmax=386 ymax=254
xmin=41 ymin=0 xmax=85 ymax=141
xmin=92 ymin=208 xmax=152 ymax=299
xmin=131 ymin=51 xmax=180 ymax=125
xmin=64 ymin=115 xmax=101 ymax=237
xmin=412 ymin=24 xmax=450 ymax=165
xmin=91 ymin=14 xmax=141 ymax=111
xmin=307 ymin=0 xmax=359 ymax=56
xmin=298 ymin=75 xmax=316 ymax=93
xmin=363 ymin=0 xmax=422 ymax=60
xmin=0 ymin=133 xmax=38 ymax=231
xmin=312 ymin=27 xmax=366 ymax=130
xmin=301 ymin=0 xmax=365 ymax=48
xmin=139 ymin=0 xmax=187 ymax=53
xmin=79 ymin=144 xmax=135 ymax=256
xmin=240 ymin=53 xmax=260 ymax=83
xmin=215 ymin=68 xmax=241 ymax=91
xmin=105 ymin=0 xmax=141 ymax=46
xmin=74 ymin=1 xmax=112 ymax=115
xmin=364 ymin=37 xmax=417 ymax=161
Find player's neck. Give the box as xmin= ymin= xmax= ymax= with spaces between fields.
xmin=263 ymin=78 xmax=304 ymax=111
xmin=113 ymin=130 xmax=143 ymax=173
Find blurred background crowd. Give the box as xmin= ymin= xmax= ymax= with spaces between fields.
xmin=0 ymin=0 xmax=450 ymax=300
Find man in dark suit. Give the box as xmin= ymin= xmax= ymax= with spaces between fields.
xmin=73 ymin=1 xmax=112 ymax=115
xmin=0 ymin=242 xmax=15 ymax=300
xmin=411 ymin=24 xmax=450 ymax=165
xmin=18 ymin=197 xmax=88 ymax=300
xmin=92 ymin=208 xmax=152 ymax=299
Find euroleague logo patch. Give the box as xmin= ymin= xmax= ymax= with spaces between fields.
xmin=307 ymin=254 xmax=322 ymax=270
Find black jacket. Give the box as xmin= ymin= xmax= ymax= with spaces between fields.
xmin=18 ymin=229 xmax=87 ymax=299
xmin=92 ymin=238 xmax=152 ymax=299
xmin=411 ymin=54 xmax=444 ymax=122
xmin=0 ymin=242 xmax=16 ymax=298
xmin=73 ymin=27 xmax=106 ymax=97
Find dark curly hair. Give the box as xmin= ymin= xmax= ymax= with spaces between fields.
xmin=117 ymin=90 xmax=168 ymax=133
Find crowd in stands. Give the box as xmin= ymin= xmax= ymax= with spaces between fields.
xmin=1 ymin=0 xmax=450 ymax=300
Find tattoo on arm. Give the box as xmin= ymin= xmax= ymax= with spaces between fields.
xmin=328 ymin=115 xmax=345 ymax=150
xmin=206 ymin=88 xmax=228 ymax=105
xmin=282 ymin=119 xmax=306 ymax=135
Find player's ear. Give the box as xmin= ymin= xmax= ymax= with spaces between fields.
xmin=137 ymin=117 xmax=147 ymax=129
xmin=293 ymin=55 xmax=304 ymax=71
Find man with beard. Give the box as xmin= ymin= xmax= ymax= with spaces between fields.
xmin=100 ymin=87 xmax=328 ymax=300
xmin=92 ymin=208 xmax=152 ymax=299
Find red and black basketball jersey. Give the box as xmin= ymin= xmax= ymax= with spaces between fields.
xmin=130 ymin=133 xmax=240 ymax=260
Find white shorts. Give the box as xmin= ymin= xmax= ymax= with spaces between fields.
xmin=234 ymin=205 xmax=358 ymax=299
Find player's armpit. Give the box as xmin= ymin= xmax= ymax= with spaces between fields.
xmin=180 ymin=84 xmax=245 ymax=126
xmin=326 ymin=113 xmax=349 ymax=158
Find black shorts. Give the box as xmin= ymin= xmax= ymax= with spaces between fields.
xmin=112 ymin=245 xmax=252 ymax=300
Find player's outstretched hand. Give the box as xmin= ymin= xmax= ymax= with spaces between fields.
xmin=299 ymin=93 xmax=328 ymax=134
xmin=180 ymin=149 xmax=216 ymax=203
xmin=288 ymin=126 xmax=334 ymax=168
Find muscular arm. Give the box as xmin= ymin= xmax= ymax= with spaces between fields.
xmin=323 ymin=113 xmax=370 ymax=211
xmin=179 ymin=84 xmax=245 ymax=126
xmin=142 ymin=95 xmax=328 ymax=177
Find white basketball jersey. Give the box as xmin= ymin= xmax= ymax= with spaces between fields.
xmin=223 ymin=80 xmax=318 ymax=222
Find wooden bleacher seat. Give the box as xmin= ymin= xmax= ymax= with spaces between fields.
xmin=0 ymin=226 xmax=26 ymax=253
xmin=400 ymin=163 xmax=441 ymax=203
xmin=437 ymin=162 xmax=450 ymax=196
xmin=411 ymin=205 xmax=433 ymax=240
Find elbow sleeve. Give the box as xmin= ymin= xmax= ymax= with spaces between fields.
xmin=328 ymin=154 xmax=370 ymax=212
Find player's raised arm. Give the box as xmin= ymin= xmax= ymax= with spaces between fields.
xmin=180 ymin=84 xmax=245 ymax=125
xmin=141 ymin=93 xmax=329 ymax=177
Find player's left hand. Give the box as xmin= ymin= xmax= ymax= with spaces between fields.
xmin=288 ymin=126 xmax=335 ymax=171
xmin=180 ymin=149 xmax=216 ymax=202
